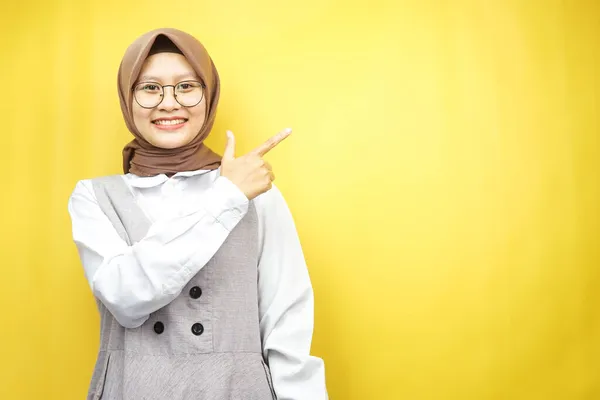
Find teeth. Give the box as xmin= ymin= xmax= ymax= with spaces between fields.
xmin=154 ymin=119 xmax=186 ymax=125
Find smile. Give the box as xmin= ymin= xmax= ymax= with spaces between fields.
xmin=152 ymin=118 xmax=187 ymax=126
xmin=152 ymin=118 xmax=188 ymax=130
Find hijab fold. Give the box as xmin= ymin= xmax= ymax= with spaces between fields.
xmin=118 ymin=28 xmax=222 ymax=177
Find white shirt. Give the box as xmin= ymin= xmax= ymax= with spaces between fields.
xmin=67 ymin=167 xmax=328 ymax=400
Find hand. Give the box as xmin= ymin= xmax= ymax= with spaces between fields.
xmin=221 ymin=128 xmax=292 ymax=200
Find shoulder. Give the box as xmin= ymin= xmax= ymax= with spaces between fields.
xmin=253 ymin=183 xmax=287 ymax=211
xmin=252 ymin=183 xmax=296 ymax=224
xmin=69 ymin=178 xmax=94 ymax=202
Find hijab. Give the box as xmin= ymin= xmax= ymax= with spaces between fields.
xmin=118 ymin=28 xmax=222 ymax=176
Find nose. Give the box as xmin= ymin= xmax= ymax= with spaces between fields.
xmin=158 ymin=86 xmax=179 ymax=111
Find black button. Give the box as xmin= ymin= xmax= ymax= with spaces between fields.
xmin=153 ymin=321 xmax=164 ymax=334
xmin=189 ymin=286 xmax=202 ymax=299
xmin=191 ymin=323 xmax=204 ymax=336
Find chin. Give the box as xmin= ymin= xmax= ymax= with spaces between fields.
xmin=148 ymin=130 xmax=194 ymax=149
xmin=152 ymin=138 xmax=192 ymax=149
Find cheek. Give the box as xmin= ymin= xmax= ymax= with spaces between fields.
xmin=132 ymin=106 xmax=152 ymax=132
xmin=188 ymin=103 xmax=207 ymax=130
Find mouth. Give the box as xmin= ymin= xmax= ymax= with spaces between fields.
xmin=152 ymin=117 xmax=188 ymax=130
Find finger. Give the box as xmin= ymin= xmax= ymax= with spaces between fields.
xmin=264 ymin=161 xmax=272 ymax=171
xmin=223 ymin=130 xmax=236 ymax=161
xmin=252 ymin=128 xmax=292 ymax=157
xmin=270 ymin=171 xmax=275 ymax=181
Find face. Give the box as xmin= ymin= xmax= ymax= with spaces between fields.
xmin=132 ymin=52 xmax=207 ymax=149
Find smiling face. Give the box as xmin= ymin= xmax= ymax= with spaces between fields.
xmin=132 ymin=52 xmax=207 ymax=149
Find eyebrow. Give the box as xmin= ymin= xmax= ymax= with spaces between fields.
xmin=137 ymin=73 xmax=200 ymax=82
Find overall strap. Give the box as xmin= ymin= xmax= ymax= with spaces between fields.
xmin=91 ymin=175 xmax=151 ymax=244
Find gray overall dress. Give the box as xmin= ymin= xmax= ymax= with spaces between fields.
xmin=86 ymin=175 xmax=277 ymax=400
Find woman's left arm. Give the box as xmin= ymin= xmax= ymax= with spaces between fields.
xmin=255 ymin=184 xmax=328 ymax=400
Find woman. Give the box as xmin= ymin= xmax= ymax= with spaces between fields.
xmin=68 ymin=27 xmax=328 ymax=400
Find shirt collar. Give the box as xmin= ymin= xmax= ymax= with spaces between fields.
xmin=125 ymin=167 xmax=219 ymax=188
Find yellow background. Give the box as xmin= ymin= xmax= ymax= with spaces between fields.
xmin=1 ymin=1 xmax=598 ymax=399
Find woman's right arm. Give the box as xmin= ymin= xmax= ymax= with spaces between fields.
xmin=67 ymin=176 xmax=249 ymax=329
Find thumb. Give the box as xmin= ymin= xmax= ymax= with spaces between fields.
xmin=223 ymin=130 xmax=236 ymax=162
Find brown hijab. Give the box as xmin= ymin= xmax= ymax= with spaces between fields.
xmin=118 ymin=28 xmax=222 ymax=176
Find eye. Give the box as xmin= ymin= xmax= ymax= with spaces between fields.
xmin=176 ymin=81 xmax=201 ymax=92
xmin=135 ymin=83 xmax=161 ymax=93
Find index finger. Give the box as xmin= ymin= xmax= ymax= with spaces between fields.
xmin=252 ymin=128 xmax=292 ymax=157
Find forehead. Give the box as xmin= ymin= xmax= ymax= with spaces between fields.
xmin=137 ymin=52 xmax=199 ymax=82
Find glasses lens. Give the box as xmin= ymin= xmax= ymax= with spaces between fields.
xmin=175 ymin=81 xmax=204 ymax=107
xmin=134 ymin=82 xmax=162 ymax=108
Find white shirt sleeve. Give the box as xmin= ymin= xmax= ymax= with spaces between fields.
xmin=254 ymin=184 xmax=328 ymax=400
xmin=67 ymin=176 xmax=249 ymax=328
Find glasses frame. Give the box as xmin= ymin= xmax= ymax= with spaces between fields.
xmin=132 ymin=80 xmax=206 ymax=109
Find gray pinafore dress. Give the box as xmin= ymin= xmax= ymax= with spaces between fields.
xmin=86 ymin=175 xmax=277 ymax=400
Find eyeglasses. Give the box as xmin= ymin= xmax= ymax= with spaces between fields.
xmin=132 ymin=80 xmax=205 ymax=109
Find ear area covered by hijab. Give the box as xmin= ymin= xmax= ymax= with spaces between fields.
xmin=119 ymin=28 xmax=222 ymax=177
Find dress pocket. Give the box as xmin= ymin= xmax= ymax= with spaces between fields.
xmin=92 ymin=352 xmax=111 ymax=400
xmin=260 ymin=358 xmax=277 ymax=400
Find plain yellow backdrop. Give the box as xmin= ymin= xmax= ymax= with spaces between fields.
xmin=1 ymin=1 xmax=598 ymax=399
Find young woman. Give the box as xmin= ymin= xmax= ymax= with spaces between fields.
xmin=68 ymin=27 xmax=328 ymax=400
